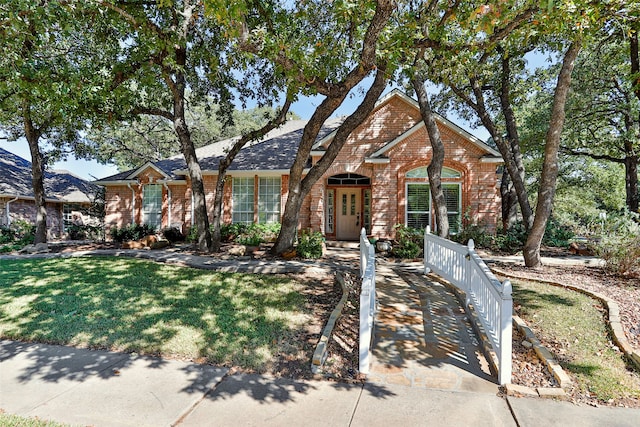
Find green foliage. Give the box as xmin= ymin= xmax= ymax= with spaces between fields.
xmin=0 ymin=220 xmax=36 ymax=253
xmin=542 ymin=218 xmax=574 ymax=247
xmin=595 ymin=210 xmax=640 ymax=277
xmin=451 ymin=223 xmax=494 ymax=249
xmin=296 ymin=229 xmax=324 ymax=259
xmin=109 ymin=224 xmax=156 ymax=243
xmin=67 ymin=224 xmax=103 ymax=241
xmin=494 ymin=222 xmax=528 ymax=253
xmin=220 ymin=222 xmax=281 ymax=246
xmin=392 ymin=224 xmax=423 ymax=259
xmin=162 ymin=226 xmax=185 ymax=243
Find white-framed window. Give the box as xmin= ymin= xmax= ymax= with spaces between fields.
xmin=405 ymin=166 xmax=462 ymax=233
xmin=142 ymin=184 xmax=162 ymax=229
xmin=443 ymin=184 xmax=461 ymax=233
xmin=232 ymin=177 xmax=255 ymax=224
xmin=258 ymin=177 xmax=281 ymax=223
xmin=406 ymin=183 xmax=431 ymax=229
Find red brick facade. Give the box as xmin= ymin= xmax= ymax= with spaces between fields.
xmin=101 ymin=91 xmax=502 ymax=239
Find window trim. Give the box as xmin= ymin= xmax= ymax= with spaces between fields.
xmin=142 ymin=184 xmax=163 ymax=229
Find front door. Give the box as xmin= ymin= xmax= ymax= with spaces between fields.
xmin=336 ymin=188 xmax=361 ymax=240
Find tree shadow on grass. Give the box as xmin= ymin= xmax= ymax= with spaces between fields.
xmin=0 ymin=256 xmax=305 ymax=376
xmin=511 ymin=286 xmax=577 ymax=311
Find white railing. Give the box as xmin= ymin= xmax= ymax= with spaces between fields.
xmin=423 ymin=227 xmax=512 ymax=385
xmin=359 ymin=228 xmax=376 ymax=374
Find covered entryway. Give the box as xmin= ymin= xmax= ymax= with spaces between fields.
xmin=326 ymin=174 xmax=371 ymax=241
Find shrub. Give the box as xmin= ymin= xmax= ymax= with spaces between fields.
xmin=296 ymin=229 xmax=324 ymax=259
xmin=392 ymin=224 xmax=423 ymax=259
xmin=595 ymin=210 xmax=640 ymax=277
xmin=494 ymin=221 xmax=528 ymax=253
xmin=162 ymin=226 xmax=185 ymax=243
xmin=542 ymin=218 xmax=574 ymax=247
xmin=451 ymin=223 xmax=494 ymax=249
xmin=67 ymin=224 xmax=103 ymax=241
xmin=0 ymin=227 xmax=14 ymax=244
xmin=110 ymin=224 xmax=156 ymax=243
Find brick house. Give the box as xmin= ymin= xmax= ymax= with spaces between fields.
xmin=0 ymin=147 xmax=101 ymax=239
xmin=95 ymin=90 xmax=503 ymax=240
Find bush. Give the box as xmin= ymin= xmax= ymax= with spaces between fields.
xmin=110 ymin=224 xmax=156 ymax=243
xmin=162 ymin=226 xmax=185 ymax=243
xmin=595 ymin=210 xmax=640 ymax=277
xmin=494 ymin=221 xmax=528 ymax=253
xmin=296 ymin=229 xmax=324 ymax=259
xmin=451 ymin=223 xmax=494 ymax=249
xmin=542 ymin=218 xmax=574 ymax=247
xmin=392 ymin=224 xmax=423 ymax=259
xmin=67 ymin=224 xmax=103 ymax=241
xmin=0 ymin=227 xmax=15 ymax=244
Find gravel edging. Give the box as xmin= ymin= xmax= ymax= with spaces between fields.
xmin=492 ymin=266 xmax=640 ymax=373
xmin=311 ymin=271 xmax=350 ymax=374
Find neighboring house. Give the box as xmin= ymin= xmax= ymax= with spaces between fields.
xmin=0 ymin=147 xmax=101 ymax=239
xmin=95 ymin=90 xmax=503 ymax=241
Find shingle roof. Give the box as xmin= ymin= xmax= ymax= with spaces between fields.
xmin=0 ymin=147 xmax=100 ymax=203
xmin=96 ymin=118 xmax=345 ymax=182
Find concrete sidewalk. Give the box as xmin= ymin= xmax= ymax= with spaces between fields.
xmin=2 ymin=339 xmax=639 ymax=427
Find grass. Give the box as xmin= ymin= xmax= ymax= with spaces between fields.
xmin=512 ymin=278 xmax=640 ymax=402
xmin=0 ymin=413 xmax=72 ymax=427
xmin=0 ymin=256 xmax=308 ymax=371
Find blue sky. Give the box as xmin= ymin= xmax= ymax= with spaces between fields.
xmin=0 ymin=87 xmax=489 ymax=181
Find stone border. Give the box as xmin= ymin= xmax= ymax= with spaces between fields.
xmin=492 ymin=266 xmax=640 ymax=372
xmin=311 ymin=271 xmax=350 ymax=374
xmin=506 ymin=315 xmax=571 ymax=399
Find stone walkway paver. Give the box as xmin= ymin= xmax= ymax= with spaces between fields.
xmin=367 ymin=262 xmax=498 ymax=393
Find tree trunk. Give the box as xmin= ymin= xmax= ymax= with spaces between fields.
xmin=500 ymin=171 xmax=518 ymax=230
xmin=271 ymin=66 xmax=388 ymax=254
xmin=412 ymin=74 xmax=449 ymax=237
xmin=523 ymin=42 xmax=581 ymax=267
xmin=625 ymin=154 xmax=639 ymax=213
xmin=499 ymin=55 xmax=531 ymax=229
xmin=210 ymin=97 xmax=293 ymax=251
xmin=23 ymin=99 xmax=47 ymax=244
xmin=628 ymin=28 xmax=640 ymax=214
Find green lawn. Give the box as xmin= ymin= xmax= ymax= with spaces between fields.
xmin=512 ymin=278 xmax=640 ymax=402
xmin=0 ymin=257 xmax=308 ymax=371
xmin=0 ymin=412 xmax=71 ymax=427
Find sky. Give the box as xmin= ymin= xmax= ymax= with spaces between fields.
xmin=0 ymin=86 xmax=490 ymax=182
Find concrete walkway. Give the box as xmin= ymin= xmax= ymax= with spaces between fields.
xmin=1 ymin=247 xmax=639 ymax=426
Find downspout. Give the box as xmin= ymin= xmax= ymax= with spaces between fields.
xmin=162 ymin=182 xmax=171 ymax=227
xmin=126 ymin=183 xmax=136 ymax=224
xmin=6 ymin=195 xmax=19 ymax=227
xmin=191 ymin=191 xmax=195 ymax=227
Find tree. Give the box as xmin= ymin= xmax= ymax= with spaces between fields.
xmin=560 ymin=27 xmax=640 ymax=214
xmin=88 ymin=103 xmax=293 ymax=170
xmin=0 ymin=1 xmax=100 ymax=243
xmin=412 ymin=70 xmax=449 ymax=237
xmin=230 ymin=0 xmax=396 ymax=254
xmin=522 ymin=41 xmax=582 ymax=267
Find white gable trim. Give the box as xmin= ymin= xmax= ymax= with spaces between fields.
xmin=126 ymin=162 xmax=171 ymax=180
xmin=369 ymin=120 xmax=502 ymax=160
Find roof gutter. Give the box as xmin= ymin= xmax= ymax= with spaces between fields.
xmin=5 ymin=195 xmax=19 ymax=227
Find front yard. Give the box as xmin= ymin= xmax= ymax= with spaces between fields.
xmin=0 ymin=256 xmax=338 ymax=374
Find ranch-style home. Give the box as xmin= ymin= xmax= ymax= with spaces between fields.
xmin=95 ymin=89 xmax=503 ymax=241
xmin=0 ymin=147 xmax=101 ymax=238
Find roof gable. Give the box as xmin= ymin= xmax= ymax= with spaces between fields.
xmin=0 ymin=147 xmax=100 ymax=202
